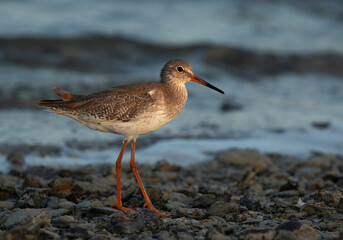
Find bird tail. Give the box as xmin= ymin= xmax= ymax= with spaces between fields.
xmin=38 ymin=87 xmax=80 ymax=108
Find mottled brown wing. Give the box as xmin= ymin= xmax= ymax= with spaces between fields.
xmin=73 ymin=90 xmax=155 ymax=121
xmin=39 ymin=87 xmax=156 ymax=122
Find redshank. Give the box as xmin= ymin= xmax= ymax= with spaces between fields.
xmin=39 ymin=59 xmax=224 ymax=217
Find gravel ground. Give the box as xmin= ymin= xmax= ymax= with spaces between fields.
xmin=0 ymin=149 xmax=342 ymax=239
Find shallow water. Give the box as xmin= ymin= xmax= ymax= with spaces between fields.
xmin=1 ymin=0 xmax=343 ymax=53
xmin=0 ymin=0 xmax=342 ymax=170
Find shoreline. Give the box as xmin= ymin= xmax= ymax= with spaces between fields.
xmin=0 ymin=149 xmax=342 ymax=239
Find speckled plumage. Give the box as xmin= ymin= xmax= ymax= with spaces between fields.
xmin=39 ymin=59 xmax=224 ymax=217
xmin=39 ymin=59 xmax=223 ymax=140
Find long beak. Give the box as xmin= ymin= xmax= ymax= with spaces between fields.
xmin=190 ymin=75 xmax=224 ymax=94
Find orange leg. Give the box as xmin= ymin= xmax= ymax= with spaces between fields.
xmin=130 ymin=140 xmax=170 ymax=217
xmin=112 ymin=140 xmax=138 ymax=214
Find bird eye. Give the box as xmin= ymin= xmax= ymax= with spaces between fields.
xmin=177 ymin=66 xmax=184 ymax=72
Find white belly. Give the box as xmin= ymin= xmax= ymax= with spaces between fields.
xmin=80 ymin=109 xmax=175 ymax=140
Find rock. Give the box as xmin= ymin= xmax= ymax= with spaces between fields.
xmin=5 ymin=208 xmax=51 ymax=229
xmin=240 ymin=169 xmax=256 ymax=189
xmin=51 ymin=215 xmax=76 ymax=228
xmin=220 ymin=99 xmax=243 ymax=112
xmin=6 ymin=152 xmax=25 ymax=167
xmin=110 ymin=222 xmax=140 ymax=235
xmin=1 ymin=225 xmax=40 ymax=240
xmin=58 ymin=200 xmax=75 ymax=210
xmin=63 ymin=226 xmax=95 ymax=239
xmin=153 ymin=159 xmax=172 ymax=172
xmin=168 ymin=192 xmax=190 ymax=204
xmin=295 ymin=167 xmax=322 ymax=179
xmin=275 ymin=221 xmax=320 ymax=240
xmin=174 ymin=207 xmax=208 ymax=220
xmin=0 ymin=186 xmax=17 ymax=200
xmin=121 ymin=184 xmax=137 ymax=201
xmin=276 ymin=221 xmax=302 ymax=232
xmin=156 ymin=230 xmax=176 ymax=240
xmin=146 ymin=187 xmax=169 ymax=203
xmin=190 ymin=194 xmax=216 ymax=208
xmin=38 ymin=229 xmax=60 ymax=240
xmin=239 ymin=198 xmax=261 ymax=211
xmin=280 ymin=181 xmax=299 ymax=191
xmin=176 ymin=232 xmax=194 ymax=240
xmin=109 ymin=211 xmax=130 ymax=224
xmin=272 ymin=190 xmax=299 ymax=198
xmin=22 ymin=175 xmax=44 ymax=188
xmin=314 ymin=188 xmax=343 ymax=206
xmin=48 ymin=208 xmax=70 ymax=218
xmin=307 ymin=178 xmax=325 ymax=190
xmin=80 ymin=206 xmax=117 ymax=218
xmin=322 ymin=165 xmax=341 ymax=182
xmin=0 ymin=200 xmax=15 ymax=209
xmin=14 ymin=188 xmax=49 ymax=208
xmin=208 ymin=201 xmax=239 ymax=217
xmin=76 ymin=199 xmax=103 ymax=209
xmin=133 ymin=209 xmax=166 ymax=233
xmin=301 ymin=204 xmax=319 ymax=216
xmin=298 ymin=155 xmax=334 ymax=169
xmin=218 ymin=149 xmax=271 ymax=174
xmin=240 ymin=228 xmax=275 ymax=240
xmin=205 ymin=227 xmax=230 ymax=240
xmin=311 ymin=121 xmax=330 ymax=129
xmin=0 ymin=211 xmax=12 ymax=226
xmin=44 ymin=196 xmax=60 ymax=208
xmin=48 ymin=178 xmax=74 ymax=197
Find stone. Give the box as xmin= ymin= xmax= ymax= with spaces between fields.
xmin=51 ymin=215 xmax=76 ymax=228
xmin=0 ymin=200 xmax=15 ymax=209
xmin=208 ymin=201 xmax=239 ymax=217
xmin=22 ymin=175 xmax=44 ymax=188
xmin=110 ymin=222 xmax=140 ymax=235
xmin=122 ymin=184 xmax=137 ymax=201
xmin=276 ymin=221 xmax=302 ymax=232
xmin=109 ymin=211 xmax=130 ymax=224
xmin=168 ymin=192 xmax=190 ymax=204
xmin=190 ymin=194 xmax=216 ymax=208
xmin=280 ymin=181 xmax=299 ymax=191
xmin=315 ymin=188 xmax=343 ymax=206
xmin=239 ymin=198 xmax=261 ymax=211
xmin=176 ymin=232 xmax=194 ymax=240
xmin=133 ymin=209 xmax=166 ymax=233
xmin=240 ymin=228 xmax=275 ymax=240
xmin=58 ymin=200 xmax=75 ymax=210
xmin=298 ymin=155 xmax=334 ymax=169
xmin=48 ymin=178 xmax=74 ymax=197
xmin=218 ymin=149 xmax=271 ymax=174
xmin=0 ymin=186 xmax=17 ymax=201
xmin=81 ymin=206 xmax=117 ymax=218
xmin=175 ymin=207 xmax=208 ymax=220
xmin=14 ymin=188 xmax=48 ymax=208
xmin=275 ymin=221 xmax=320 ymax=240
xmin=6 ymin=152 xmax=25 ymax=167
xmin=38 ymin=229 xmax=60 ymax=240
xmin=146 ymin=187 xmax=169 ymax=203
xmin=5 ymin=208 xmax=51 ymax=229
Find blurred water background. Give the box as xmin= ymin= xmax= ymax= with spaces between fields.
xmin=0 ymin=0 xmax=342 ymax=171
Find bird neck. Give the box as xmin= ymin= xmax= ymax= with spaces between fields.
xmin=162 ymin=81 xmax=188 ymax=111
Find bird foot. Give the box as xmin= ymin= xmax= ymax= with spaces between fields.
xmin=144 ymin=202 xmax=171 ymax=217
xmin=112 ymin=203 xmax=139 ymax=214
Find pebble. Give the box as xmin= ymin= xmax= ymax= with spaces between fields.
xmin=5 ymin=208 xmax=51 ymax=229
xmin=218 ymin=149 xmax=271 ymax=174
xmin=208 ymin=201 xmax=239 ymax=217
xmin=0 ymin=149 xmax=341 ymax=239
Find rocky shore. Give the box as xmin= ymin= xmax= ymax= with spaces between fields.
xmin=0 ymin=149 xmax=342 ymax=239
